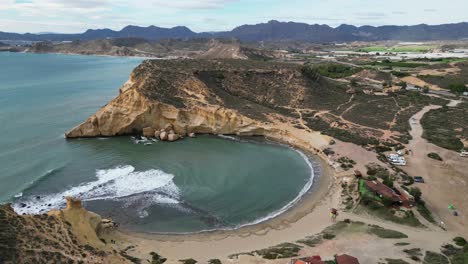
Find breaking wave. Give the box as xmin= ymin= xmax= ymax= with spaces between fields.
xmin=13 ymin=165 xmax=181 ymax=215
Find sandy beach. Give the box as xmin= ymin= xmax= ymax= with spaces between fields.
xmin=94 ymin=125 xmax=341 ymax=262
xmin=97 ymin=104 xmax=467 ymax=263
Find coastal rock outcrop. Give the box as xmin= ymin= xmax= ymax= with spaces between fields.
xmin=159 ymin=131 xmax=168 ymax=141
xmin=168 ymin=133 xmax=180 ymax=142
xmin=0 ymin=198 xmax=128 ymax=263
xmin=65 ymin=59 xmax=340 ymax=145
xmin=142 ymin=127 xmax=155 ymax=137
xmin=66 ymin=60 xmax=279 ymax=139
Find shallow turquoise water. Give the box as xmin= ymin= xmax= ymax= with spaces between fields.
xmin=0 ymin=52 xmax=317 ymax=233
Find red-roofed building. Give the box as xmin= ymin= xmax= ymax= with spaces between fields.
xmin=336 ymin=254 xmax=360 ymax=264
xmin=291 ymin=260 xmax=307 ymax=264
xmin=290 ymin=256 xmax=326 ymax=264
xmin=365 ymin=180 xmax=400 ymax=203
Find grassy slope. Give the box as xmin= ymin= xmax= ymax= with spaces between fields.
xmin=421 ymin=104 xmax=468 ymax=151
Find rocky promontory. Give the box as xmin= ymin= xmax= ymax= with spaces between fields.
xmin=0 ymin=197 xmax=127 ymax=264
xmin=65 ymin=59 xmax=345 ymax=141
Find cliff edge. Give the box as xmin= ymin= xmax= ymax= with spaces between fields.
xmin=0 ymin=197 xmax=128 ymax=264
xmin=66 ymin=59 xmax=344 ymax=139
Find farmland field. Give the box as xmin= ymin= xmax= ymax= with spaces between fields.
xmin=358 ymin=46 xmax=436 ymax=53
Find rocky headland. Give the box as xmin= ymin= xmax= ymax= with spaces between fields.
xmin=65 ymin=59 xmax=346 ymax=151
xmin=5 ymin=58 xmax=468 ymax=263
xmin=0 ymin=197 xmax=127 ymax=264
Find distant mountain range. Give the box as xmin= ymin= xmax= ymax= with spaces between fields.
xmin=2 ymin=20 xmax=468 ymax=42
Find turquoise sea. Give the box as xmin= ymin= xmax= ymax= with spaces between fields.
xmin=0 ymin=52 xmax=317 ymax=233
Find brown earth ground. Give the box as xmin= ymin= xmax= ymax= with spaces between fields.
xmin=97 ymin=103 xmax=466 ymax=263
xmin=404 ymin=104 xmax=468 ymax=237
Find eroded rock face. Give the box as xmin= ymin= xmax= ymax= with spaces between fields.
xmin=0 ymin=199 xmax=127 ymax=264
xmin=159 ymin=131 xmax=168 ymax=141
xmin=65 ymin=59 xmax=340 ymax=139
xmin=168 ymin=133 xmax=180 ymax=142
xmin=142 ymin=127 xmax=155 ymax=137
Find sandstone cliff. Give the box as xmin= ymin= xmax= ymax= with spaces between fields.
xmin=66 ymin=59 xmax=346 ymax=139
xmin=0 ymin=197 xmax=128 ymax=264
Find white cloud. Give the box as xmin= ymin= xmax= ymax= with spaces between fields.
xmin=125 ymin=0 xmax=239 ymax=10
xmin=0 ymin=0 xmax=467 ymax=33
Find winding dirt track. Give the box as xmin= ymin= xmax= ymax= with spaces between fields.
xmin=102 ymin=103 xmax=467 ymax=263
xmin=403 ymin=103 xmax=468 ymax=237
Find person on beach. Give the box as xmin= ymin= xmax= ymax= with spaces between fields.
xmin=330 ymin=208 xmax=338 ymax=222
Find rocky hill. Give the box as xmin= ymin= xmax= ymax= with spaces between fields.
xmin=0 ymin=198 xmax=128 ymax=264
xmin=26 ymin=38 xmax=279 ymax=59
xmin=65 ymin=59 xmax=343 ymax=139
xmin=3 ymin=21 xmax=468 ymax=42
xmin=66 ymin=59 xmax=444 ymax=151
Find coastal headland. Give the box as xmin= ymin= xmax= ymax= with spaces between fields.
xmin=2 ymin=58 xmax=467 ymax=264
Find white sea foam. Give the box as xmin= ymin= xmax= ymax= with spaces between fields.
xmin=156 ymin=148 xmax=318 ymax=235
xmin=217 ymin=134 xmax=238 ymax=141
xmin=13 ymin=165 xmax=180 ymax=216
xmin=13 ymin=147 xmax=317 ymax=233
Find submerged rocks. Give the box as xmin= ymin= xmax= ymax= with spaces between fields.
xmin=142 ymin=124 xmax=183 ymax=142
xmin=165 ymin=124 xmax=174 ymax=131
xmin=168 ymin=133 xmax=179 ymax=142
xmin=159 ymin=131 xmax=168 ymax=141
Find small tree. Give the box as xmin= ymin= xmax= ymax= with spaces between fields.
xmin=448 ymin=83 xmax=468 ymax=94
xmin=399 ymin=81 xmax=407 ymax=89
xmin=382 ymin=175 xmax=394 ymax=188
xmin=422 ymin=86 xmax=430 ymax=93
xmin=382 ymin=196 xmax=395 ymax=207
xmin=409 ymin=187 xmax=422 ymax=202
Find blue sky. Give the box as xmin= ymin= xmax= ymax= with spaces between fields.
xmin=0 ymin=0 xmax=467 ymax=33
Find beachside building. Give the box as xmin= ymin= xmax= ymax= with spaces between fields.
xmin=336 ymin=254 xmax=360 ymax=264
xmin=395 ymin=186 xmax=416 ymax=207
xmin=365 ymin=180 xmax=401 ymax=203
xmin=365 ymin=180 xmax=415 ymax=207
xmin=291 ymin=254 xmax=361 ymax=264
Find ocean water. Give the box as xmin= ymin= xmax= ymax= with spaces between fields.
xmin=0 ymin=52 xmax=317 ymax=233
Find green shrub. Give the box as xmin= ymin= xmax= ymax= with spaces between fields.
xmin=179 ymin=259 xmax=197 ymax=264
xmin=448 ymin=83 xmax=468 ymax=94
xmin=302 ymin=63 xmax=362 ymax=79
xmin=254 ymin=243 xmax=302 ymax=259
xmin=423 ymin=251 xmax=448 ymax=264
xmin=409 ymin=187 xmax=422 ymax=202
xmin=454 ymin=237 xmax=467 ymax=247
xmin=368 ymin=226 xmax=408 ymax=239
xmin=427 ymin=152 xmax=443 ymax=161
xmin=417 ymin=201 xmax=436 ymax=224
xmin=395 ymin=242 xmax=411 ymax=246
xmin=150 ymin=252 xmax=167 ymax=264
xmin=386 ymin=259 xmax=410 ymax=264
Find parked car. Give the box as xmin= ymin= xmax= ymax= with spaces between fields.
xmin=414 ymin=176 xmax=425 ymax=183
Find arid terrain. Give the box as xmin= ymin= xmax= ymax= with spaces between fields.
xmin=1 ymin=40 xmax=468 ymax=264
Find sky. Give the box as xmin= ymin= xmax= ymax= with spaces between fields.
xmin=0 ymin=0 xmax=467 ymax=33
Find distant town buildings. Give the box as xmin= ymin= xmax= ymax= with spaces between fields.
xmin=290 ymin=254 xmax=360 ymax=264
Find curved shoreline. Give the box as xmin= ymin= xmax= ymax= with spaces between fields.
xmin=122 ymin=137 xmax=322 ymax=235
xmin=114 ymin=141 xmax=333 ymax=242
